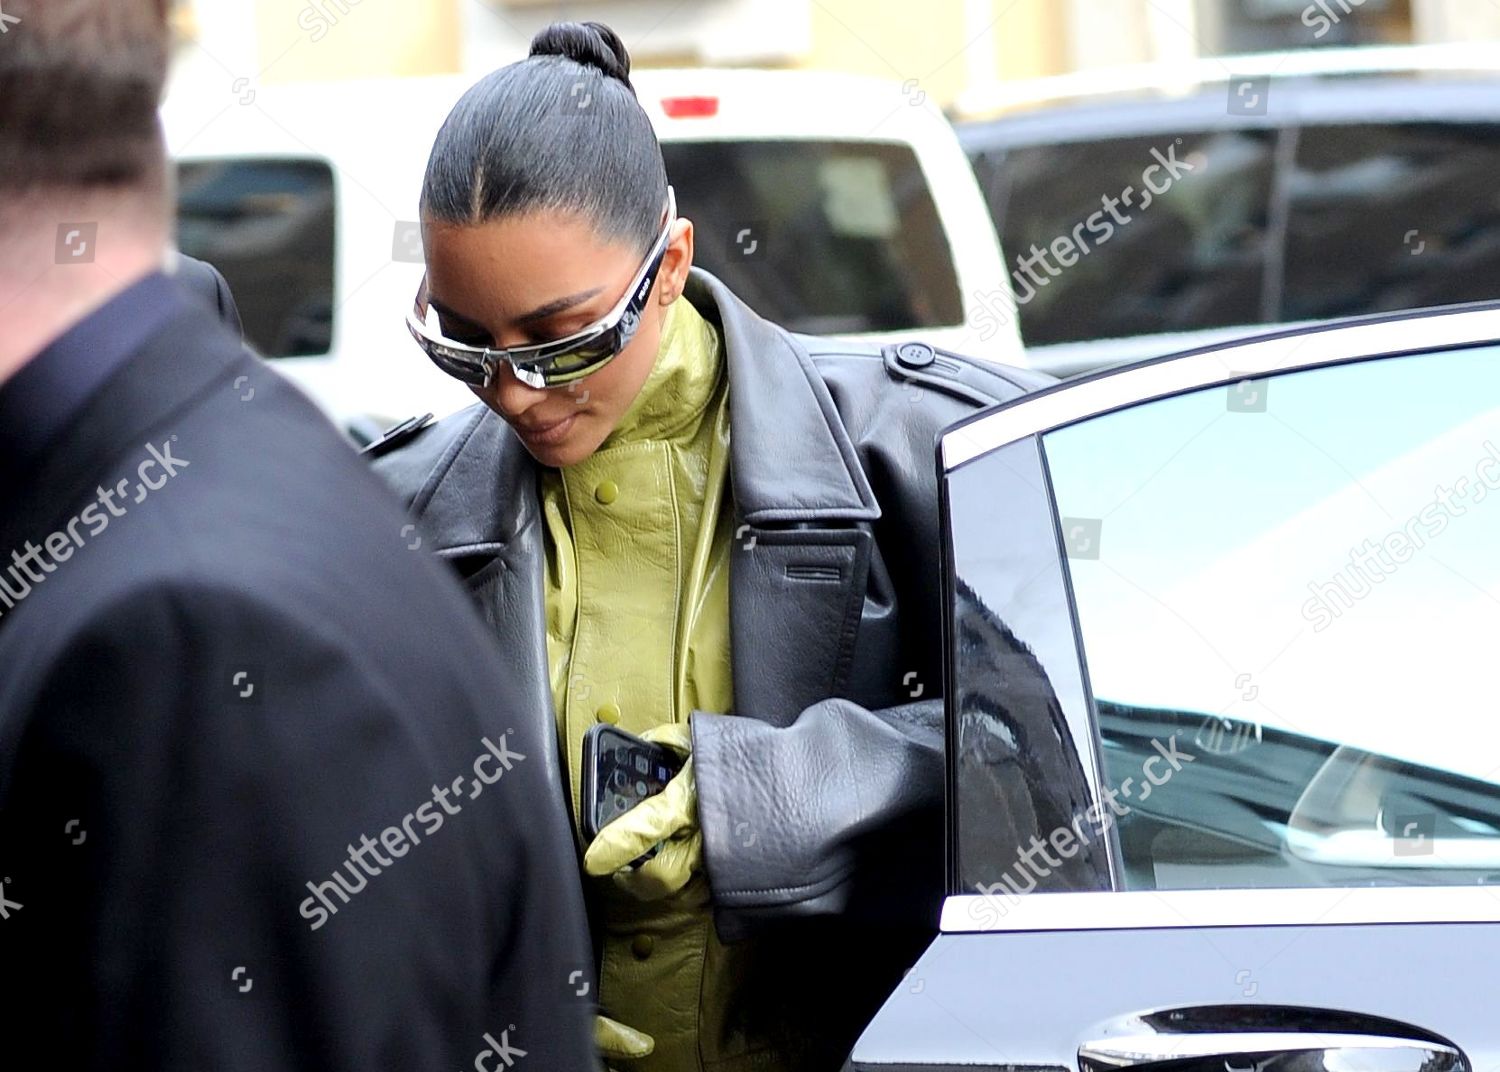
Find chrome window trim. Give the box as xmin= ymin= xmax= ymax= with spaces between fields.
xmin=941 ymin=886 xmax=1500 ymax=934
xmin=944 ymin=305 xmax=1500 ymax=470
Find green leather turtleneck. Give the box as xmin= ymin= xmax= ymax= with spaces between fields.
xmin=541 ymin=293 xmax=748 ymax=1071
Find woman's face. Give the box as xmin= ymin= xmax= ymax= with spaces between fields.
xmin=421 ymin=207 xmax=694 ymax=468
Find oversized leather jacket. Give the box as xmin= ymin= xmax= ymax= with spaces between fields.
xmin=371 ymin=269 xmax=1052 ymax=1063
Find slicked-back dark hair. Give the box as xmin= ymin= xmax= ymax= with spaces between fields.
xmin=420 ymin=21 xmax=668 ymax=255
xmin=0 ymin=0 xmax=170 ymax=193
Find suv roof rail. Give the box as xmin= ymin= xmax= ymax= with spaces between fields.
xmin=956 ymin=42 xmax=1500 ymax=120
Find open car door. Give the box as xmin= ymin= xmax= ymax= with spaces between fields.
xmin=851 ymin=305 xmax=1500 ymax=1071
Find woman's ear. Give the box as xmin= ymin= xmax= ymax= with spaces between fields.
xmin=658 ymin=217 xmax=694 ymax=305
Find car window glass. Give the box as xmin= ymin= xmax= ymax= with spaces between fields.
xmin=1284 ymin=122 xmax=1500 ymax=324
xmin=946 ymin=438 xmax=1114 ymax=897
xmin=175 ymin=157 xmax=336 ymax=358
xmin=660 ymin=139 xmax=963 ymax=335
xmin=976 ymin=130 xmax=1275 ymax=346
xmin=1040 ymin=348 xmax=1500 ymax=890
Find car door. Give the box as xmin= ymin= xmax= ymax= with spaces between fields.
xmin=851 ymin=307 xmax=1500 ymax=1070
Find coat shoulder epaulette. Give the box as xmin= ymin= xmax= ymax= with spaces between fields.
xmin=879 ymin=341 xmax=1055 ymax=408
xmin=360 ymin=413 xmax=436 ymax=459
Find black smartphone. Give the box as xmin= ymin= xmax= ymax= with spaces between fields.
xmin=581 ymin=723 xmax=684 ymax=841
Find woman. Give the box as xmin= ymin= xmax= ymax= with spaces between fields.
xmin=372 ymin=20 xmax=1047 ymax=1072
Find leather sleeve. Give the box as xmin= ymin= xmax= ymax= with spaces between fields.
xmin=693 ymin=349 xmax=1051 ymax=943
xmin=693 ymin=698 xmax=945 ymax=943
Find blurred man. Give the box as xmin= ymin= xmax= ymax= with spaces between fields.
xmin=0 ymin=3 xmax=599 ymax=1069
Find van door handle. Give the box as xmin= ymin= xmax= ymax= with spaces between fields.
xmin=1079 ymin=1032 xmax=1465 ymax=1072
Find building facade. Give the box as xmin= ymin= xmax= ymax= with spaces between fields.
xmin=170 ymin=0 xmax=1500 ymax=109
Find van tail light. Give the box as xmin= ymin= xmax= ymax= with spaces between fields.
xmin=661 ymin=96 xmax=719 ymax=119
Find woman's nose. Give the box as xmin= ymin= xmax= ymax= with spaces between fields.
xmin=485 ymin=361 xmax=549 ymax=420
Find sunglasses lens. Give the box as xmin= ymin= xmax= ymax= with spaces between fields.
xmin=522 ymin=330 xmax=622 ymax=387
xmin=429 ymin=343 xmax=490 ymax=386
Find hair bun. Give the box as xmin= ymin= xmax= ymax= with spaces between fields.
xmin=529 ymin=21 xmax=632 ymax=87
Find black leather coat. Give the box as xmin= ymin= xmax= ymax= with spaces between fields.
xmin=372 ymin=268 xmax=1052 ymax=1060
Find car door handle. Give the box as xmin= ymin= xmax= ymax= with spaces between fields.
xmin=1079 ymin=1031 xmax=1465 ymax=1072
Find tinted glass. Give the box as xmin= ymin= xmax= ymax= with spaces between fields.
xmin=660 ymin=140 xmax=962 ymax=334
xmin=1284 ymin=123 xmax=1500 ymax=323
xmin=975 ymin=130 xmax=1276 ymax=345
xmin=175 ymin=158 xmax=336 ymax=358
xmin=1041 ymin=348 xmax=1500 ymax=890
xmin=946 ymin=438 xmax=1113 ymax=899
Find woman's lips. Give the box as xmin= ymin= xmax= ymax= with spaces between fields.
xmin=517 ymin=413 xmax=579 ymax=446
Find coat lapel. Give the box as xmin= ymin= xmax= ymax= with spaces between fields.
xmin=409 ymin=409 xmax=546 ymax=630
xmin=687 ymin=271 xmax=883 ymax=725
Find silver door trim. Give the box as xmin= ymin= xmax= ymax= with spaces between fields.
xmin=942 ymin=886 xmax=1500 ymax=933
xmin=945 ymin=306 xmax=1500 ymax=470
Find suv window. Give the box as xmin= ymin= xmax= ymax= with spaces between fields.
xmin=175 ymin=157 xmax=336 ymax=358
xmin=1037 ymin=348 xmax=1500 ymax=890
xmin=1284 ymin=122 xmax=1500 ymax=323
xmin=972 ymin=130 xmax=1276 ymax=346
xmin=660 ymin=139 xmax=962 ymax=336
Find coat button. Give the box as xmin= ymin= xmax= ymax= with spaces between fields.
xmin=596 ymin=702 xmax=621 ymax=725
xmin=895 ymin=342 xmax=936 ymax=369
xmin=631 ymin=935 xmax=654 ymax=960
xmin=595 ymin=480 xmax=619 ymax=505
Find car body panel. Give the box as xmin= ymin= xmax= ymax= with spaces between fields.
xmin=854 ymin=917 xmax=1498 ymax=1069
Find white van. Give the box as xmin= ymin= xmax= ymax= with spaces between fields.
xmin=162 ymin=69 xmax=1023 ymax=439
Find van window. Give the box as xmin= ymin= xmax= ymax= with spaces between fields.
xmin=1284 ymin=122 xmax=1500 ymax=324
xmin=660 ymin=140 xmax=963 ymax=335
xmin=973 ymin=130 xmax=1276 ymax=346
xmin=175 ymin=158 xmax=336 ymax=358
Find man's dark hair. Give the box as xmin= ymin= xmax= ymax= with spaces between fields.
xmin=0 ymin=0 xmax=171 ymax=193
xmin=420 ymin=20 xmax=669 ymax=255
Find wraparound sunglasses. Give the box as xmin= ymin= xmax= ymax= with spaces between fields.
xmin=405 ymin=187 xmax=677 ymax=390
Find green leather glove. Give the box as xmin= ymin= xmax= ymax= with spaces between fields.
xmin=595 ymin=1013 xmax=655 ymax=1063
xmin=583 ymin=722 xmax=701 ymax=900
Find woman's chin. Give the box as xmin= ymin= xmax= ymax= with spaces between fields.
xmin=519 ymin=426 xmax=599 ymax=468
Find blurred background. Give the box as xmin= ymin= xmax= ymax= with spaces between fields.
xmin=167 ymin=0 xmax=1487 ymax=106
xmin=160 ymin=0 xmax=1500 ymax=442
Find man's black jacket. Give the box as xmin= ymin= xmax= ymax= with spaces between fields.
xmin=0 ymin=295 xmax=598 ymax=1070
